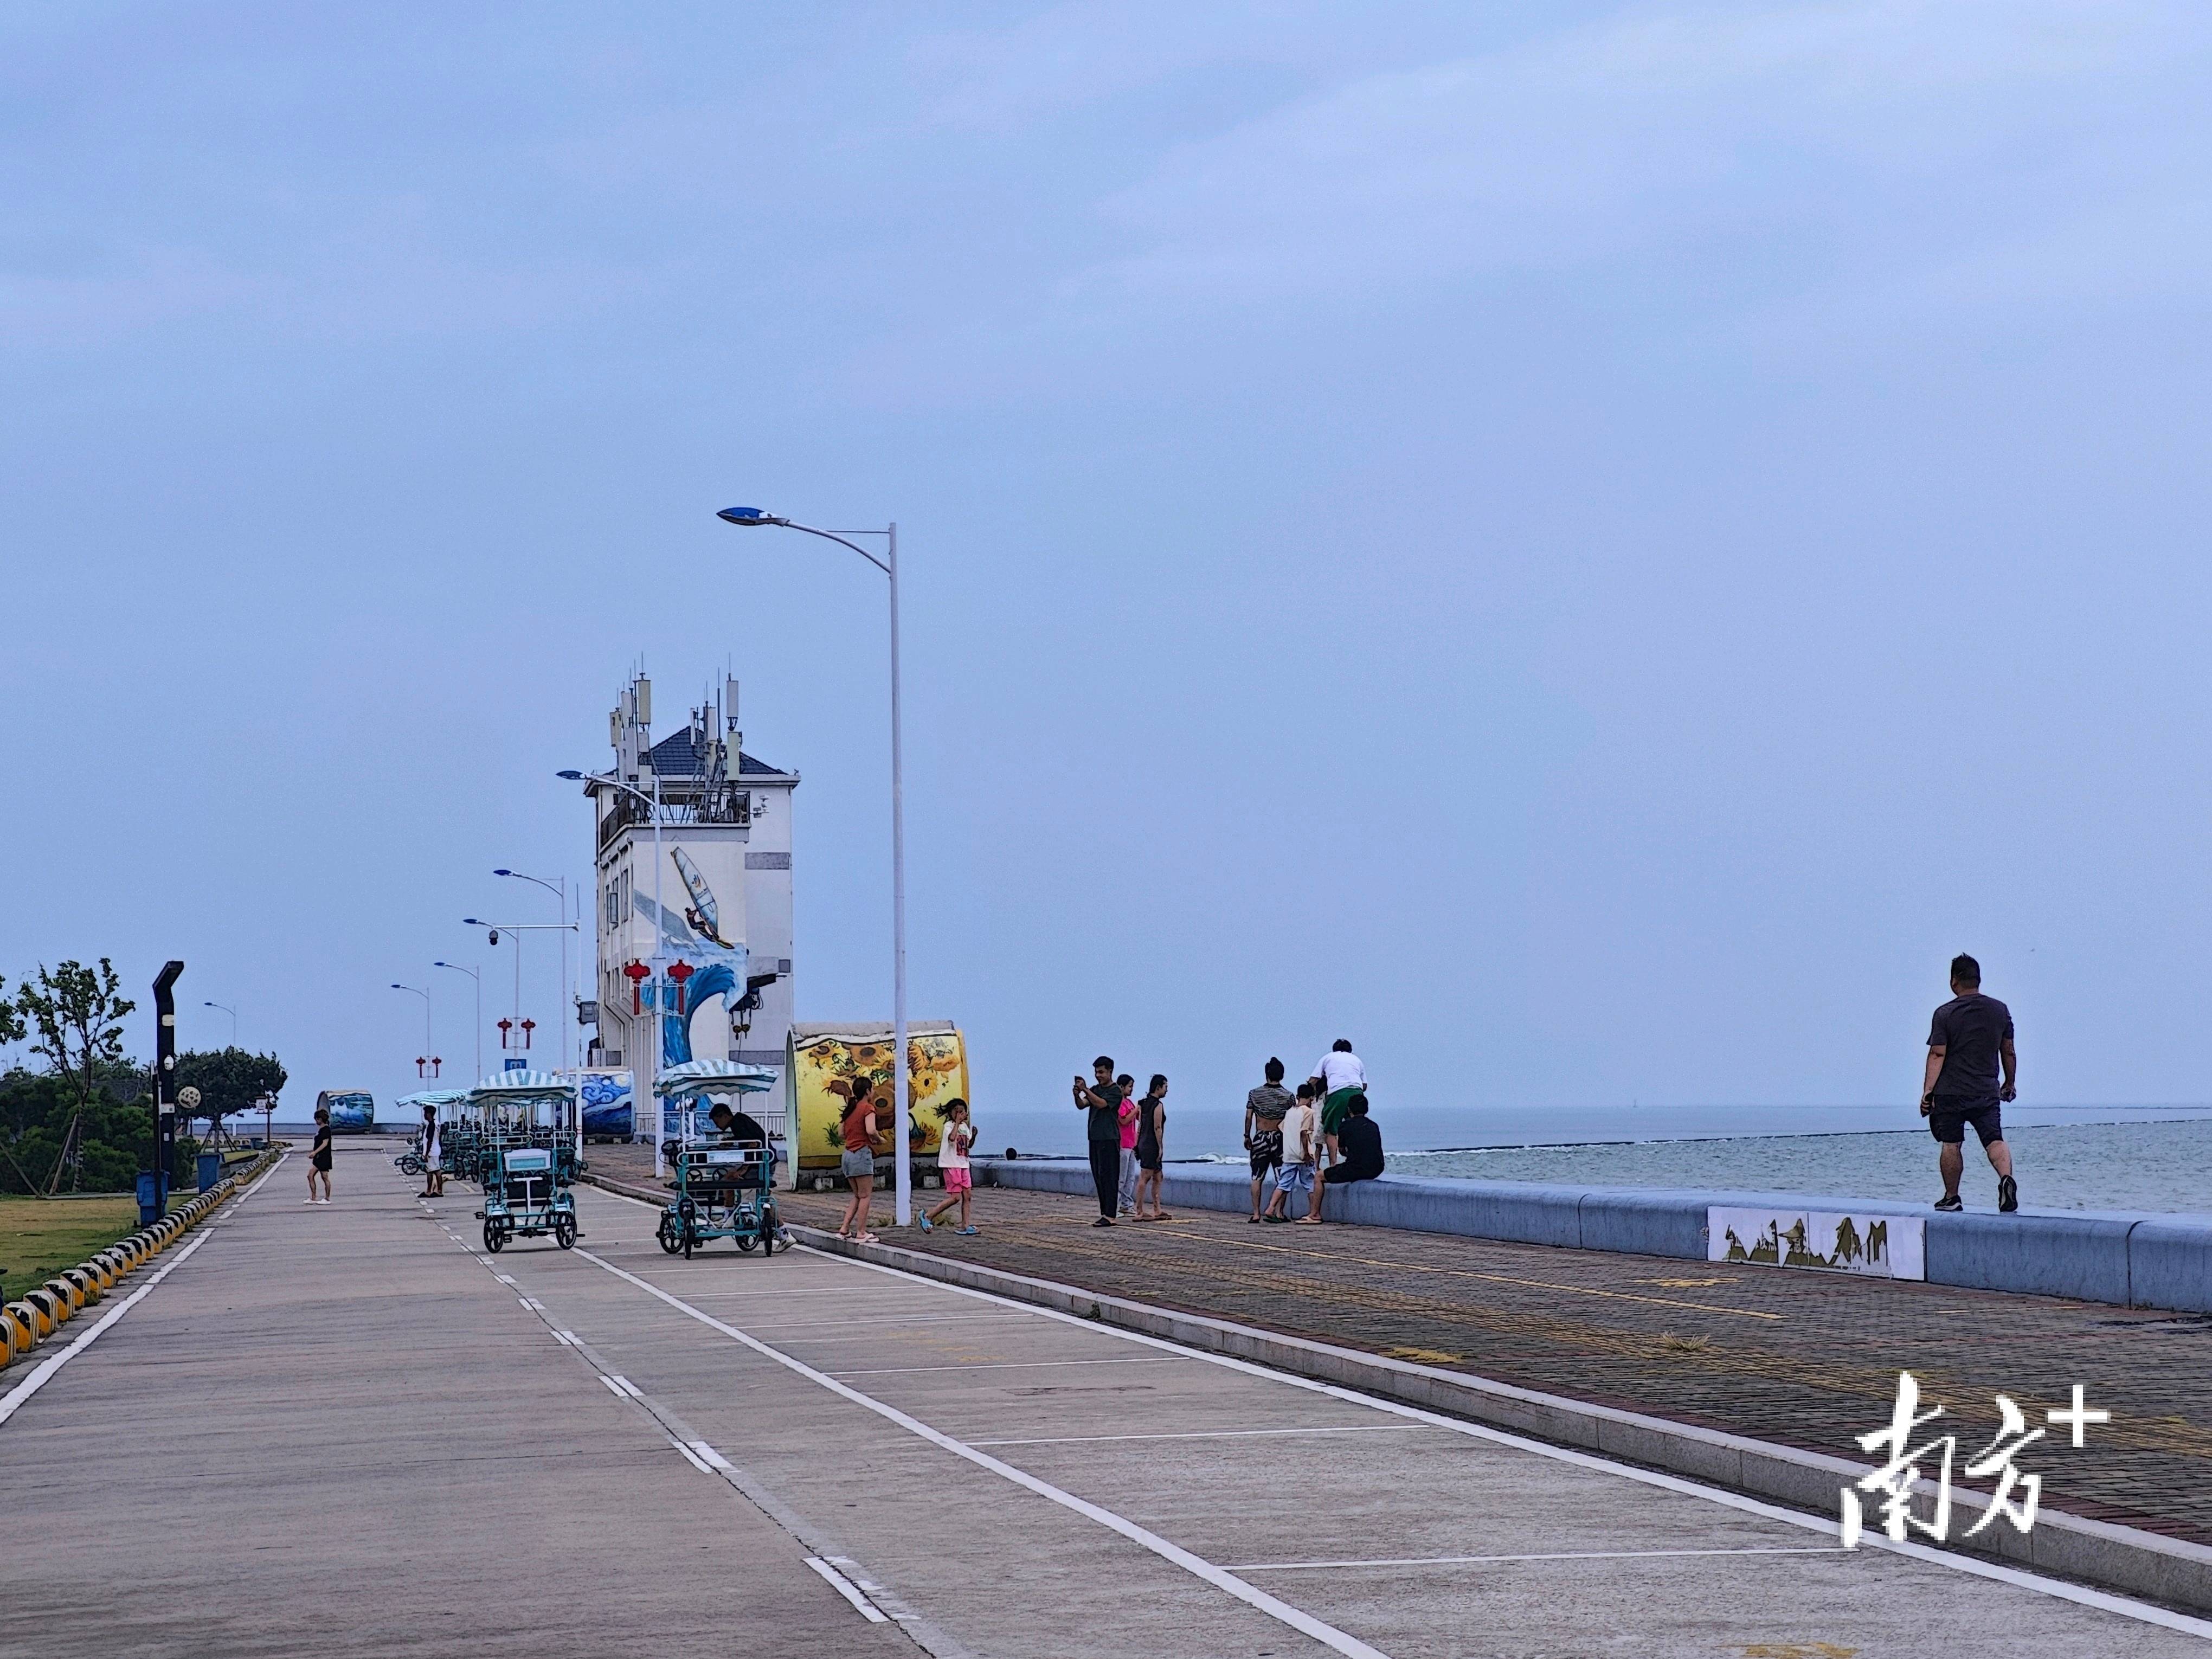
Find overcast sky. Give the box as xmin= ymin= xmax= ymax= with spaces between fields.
xmin=5 ymin=2 xmax=2209 ymax=1128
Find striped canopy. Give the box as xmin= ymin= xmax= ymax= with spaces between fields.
xmin=396 ymin=1090 xmax=470 ymax=1109
xmin=470 ymin=1070 xmax=577 ymax=1098
xmin=653 ymin=1058 xmax=777 ymax=1098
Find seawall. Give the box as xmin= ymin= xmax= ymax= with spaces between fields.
xmin=974 ymin=1159 xmax=2212 ymax=1314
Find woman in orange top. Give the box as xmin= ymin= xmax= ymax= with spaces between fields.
xmin=837 ymin=1090 xmax=880 ymax=1244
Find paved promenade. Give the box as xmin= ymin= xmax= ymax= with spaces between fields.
xmin=753 ymin=1173 xmax=2212 ymax=1547
xmin=8 ymin=1143 xmax=2210 ymax=1656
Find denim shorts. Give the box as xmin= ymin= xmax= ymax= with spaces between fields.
xmin=1276 ymin=1161 xmax=1315 ymax=1193
xmin=841 ymin=1147 xmax=876 ymax=1180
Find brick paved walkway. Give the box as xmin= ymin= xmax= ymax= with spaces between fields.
xmin=588 ymin=1144 xmax=2212 ymax=1545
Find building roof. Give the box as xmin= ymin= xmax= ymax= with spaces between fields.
xmin=644 ymin=728 xmax=791 ymax=778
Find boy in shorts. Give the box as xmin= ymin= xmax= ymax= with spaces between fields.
xmin=1264 ymin=1083 xmax=1319 ymax=1223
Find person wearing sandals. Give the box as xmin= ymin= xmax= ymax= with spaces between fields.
xmin=419 ymin=1102 xmax=445 ymax=1198
xmin=838 ymin=1089 xmax=880 ymax=1243
xmin=1243 ymin=1058 xmax=1293 ymax=1222
xmin=1072 ymin=1058 xmax=1125 ymax=1227
xmin=1133 ymin=1075 xmax=1171 ymax=1220
xmin=922 ymin=1098 xmax=979 ymax=1234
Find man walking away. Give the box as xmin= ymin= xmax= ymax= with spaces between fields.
xmin=1308 ymin=1093 xmax=1382 ymax=1224
xmin=1243 ymin=1058 xmax=1293 ymax=1222
xmin=1073 ymin=1058 xmax=1126 ymax=1227
xmin=1309 ymin=1039 xmax=1367 ymax=1168
xmin=1115 ymin=1072 xmax=1140 ymax=1217
xmin=1923 ymin=954 xmax=2018 ymax=1213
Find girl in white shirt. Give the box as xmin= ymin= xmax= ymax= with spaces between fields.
xmin=922 ymin=1099 xmax=978 ymax=1234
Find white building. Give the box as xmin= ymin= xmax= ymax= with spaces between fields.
xmin=580 ymin=672 xmax=798 ymax=1097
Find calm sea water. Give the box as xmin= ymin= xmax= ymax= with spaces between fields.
xmin=985 ymin=1104 xmax=2212 ymax=1216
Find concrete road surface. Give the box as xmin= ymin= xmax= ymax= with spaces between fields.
xmin=5 ymin=1143 xmax=2208 ymax=1657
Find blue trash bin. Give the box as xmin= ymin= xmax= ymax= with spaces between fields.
xmin=137 ymin=1171 xmax=161 ymax=1226
xmin=197 ymin=1152 xmax=222 ymax=1193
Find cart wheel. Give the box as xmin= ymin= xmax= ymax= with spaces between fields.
xmin=681 ymin=1222 xmax=696 ymax=1260
xmin=762 ymin=1226 xmax=776 ymax=1259
xmin=657 ymin=1217 xmax=680 ymax=1255
xmin=484 ymin=1220 xmax=504 ymax=1253
xmin=736 ymin=1235 xmax=755 ymax=1253
xmin=554 ymin=1212 xmax=577 ymax=1250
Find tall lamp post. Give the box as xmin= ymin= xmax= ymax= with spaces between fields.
xmin=495 ymin=868 xmax=572 ymax=1071
xmin=202 ymin=1000 xmax=239 ymax=1047
xmin=461 ymin=921 xmax=578 ymax=1071
xmin=557 ymin=768 xmax=665 ymax=1153
xmin=717 ymin=506 xmax=911 ymax=1225
xmin=389 ymin=983 xmax=433 ymax=1077
xmin=432 ymin=961 xmax=483 ymax=1079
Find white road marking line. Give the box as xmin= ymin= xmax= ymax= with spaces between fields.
xmin=605 ymin=1374 xmax=644 ymax=1399
xmin=520 ymin=1298 xmax=546 ymax=1311
xmin=494 ymin=1274 xmax=517 ymax=1283
xmin=0 ymin=1154 xmax=288 ymax=1428
xmin=671 ymin=1438 xmax=717 ymax=1474
xmin=687 ymin=1440 xmax=735 ymax=1472
xmin=974 ymin=1424 xmax=1430 ymax=1447
xmin=719 ymin=1310 xmax=1025 ymax=1332
xmin=599 ymin=1374 xmax=629 ymax=1398
xmin=805 ymin=1557 xmax=889 ymax=1623
xmin=575 ymin=1248 xmax=1390 ymax=1659
xmin=1229 ymin=1546 xmax=1851 ymax=1572
xmin=806 ymin=1245 xmax=2212 ymax=1644
xmin=552 ymin=1330 xmax=582 ymax=1347
xmin=825 ymin=1356 xmax=1174 ymax=1377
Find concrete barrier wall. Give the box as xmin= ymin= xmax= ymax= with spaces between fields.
xmin=974 ymin=1159 xmax=2212 ymax=1314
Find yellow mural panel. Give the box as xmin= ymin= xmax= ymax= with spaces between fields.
xmin=787 ymin=1022 xmax=969 ymax=1170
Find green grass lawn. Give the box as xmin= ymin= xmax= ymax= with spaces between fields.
xmin=0 ymin=1194 xmax=175 ymax=1297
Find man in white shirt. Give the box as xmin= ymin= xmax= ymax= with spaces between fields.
xmin=1309 ymin=1039 xmax=1367 ymax=1168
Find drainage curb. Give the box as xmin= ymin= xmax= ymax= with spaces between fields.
xmin=789 ymin=1224 xmax=2212 ymax=1619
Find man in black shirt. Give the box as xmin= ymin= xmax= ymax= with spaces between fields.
xmin=1921 ymin=953 xmax=2018 ymax=1213
xmin=1308 ymin=1094 xmax=1383 ymax=1224
xmin=1072 ymin=1057 xmax=1124 ymax=1227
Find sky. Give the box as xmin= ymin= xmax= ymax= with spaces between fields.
xmin=4 ymin=2 xmax=2210 ymax=1134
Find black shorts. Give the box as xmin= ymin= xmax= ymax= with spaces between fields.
xmin=1928 ymin=1101 xmax=2003 ymax=1147
xmin=1248 ymin=1129 xmax=1283 ymax=1178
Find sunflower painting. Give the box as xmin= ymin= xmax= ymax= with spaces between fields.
xmin=787 ymin=1021 xmax=971 ymax=1171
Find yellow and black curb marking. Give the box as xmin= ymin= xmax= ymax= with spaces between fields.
xmin=0 ymin=1151 xmax=280 ymax=1371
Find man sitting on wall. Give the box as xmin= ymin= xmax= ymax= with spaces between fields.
xmin=1305 ymin=1094 xmax=1382 ymax=1225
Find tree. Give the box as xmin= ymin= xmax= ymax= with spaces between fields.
xmin=0 ymin=975 xmax=23 ymax=1049
xmin=15 ymin=959 xmax=136 ymax=1193
xmin=176 ymin=1047 xmax=287 ymax=1139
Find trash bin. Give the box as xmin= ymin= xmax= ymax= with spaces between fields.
xmin=137 ymin=1171 xmax=161 ymax=1226
xmin=197 ymin=1152 xmax=222 ymax=1193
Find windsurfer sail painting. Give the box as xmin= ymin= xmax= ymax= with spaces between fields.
xmin=671 ymin=846 xmax=732 ymax=947
xmin=633 ymin=846 xmax=748 ymax=1070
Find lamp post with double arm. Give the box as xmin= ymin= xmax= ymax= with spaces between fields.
xmin=557 ymin=768 xmax=666 ymax=1135
xmin=432 ymin=962 xmax=483 ymax=1079
xmin=495 ymin=869 xmax=572 ymax=1071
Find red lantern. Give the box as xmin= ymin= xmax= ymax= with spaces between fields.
xmin=622 ymin=960 xmax=651 ymax=1014
xmin=667 ymin=960 xmax=695 ymax=1016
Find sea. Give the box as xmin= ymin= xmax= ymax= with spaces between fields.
xmin=980 ymin=1103 xmax=2212 ymax=1216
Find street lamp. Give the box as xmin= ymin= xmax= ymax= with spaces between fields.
xmin=388 ymin=983 xmax=433 ymax=1077
xmin=202 ymin=1000 xmax=239 ymax=1047
xmin=463 ymin=919 xmax=579 ymax=1066
xmin=496 ymin=868 xmax=572 ymax=1071
xmin=718 ymin=505 xmax=911 ymax=1225
xmin=558 ymin=766 xmax=668 ymax=1160
xmin=432 ymin=962 xmax=483 ymax=1080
